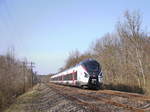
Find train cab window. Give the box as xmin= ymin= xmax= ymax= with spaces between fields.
xmin=83 ymin=60 xmax=100 ymax=72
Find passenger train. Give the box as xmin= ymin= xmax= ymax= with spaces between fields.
xmin=50 ymin=59 xmax=103 ymax=89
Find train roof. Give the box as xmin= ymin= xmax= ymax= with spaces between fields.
xmin=79 ymin=58 xmax=99 ymax=65
xmin=51 ymin=58 xmax=99 ymax=78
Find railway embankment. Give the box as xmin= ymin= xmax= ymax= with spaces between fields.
xmin=4 ymin=83 xmax=88 ymax=112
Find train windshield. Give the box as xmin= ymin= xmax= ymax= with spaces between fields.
xmin=83 ymin=60 xmax=100 ymax=72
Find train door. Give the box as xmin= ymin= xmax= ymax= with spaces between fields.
xmin=72 ymin=70 xmax=77 ymax=85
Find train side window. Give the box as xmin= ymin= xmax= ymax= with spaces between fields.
xmin=66 ymin=74 xmax=68 ymax=80
xmin=64 ymin=74 xmax=67 ymax=80
xmin=69 ymin=73 xmax=72 ymax=80
xmin=67 ymin=74 xmax=70 ymax=80
xmin=64 ymin=73 xmax=71 ymax=80
xmin=71 ymin=73 xmax=73 ymax=80
xmin=63 ymin=75 xmax=66 ymax=80
xmin=62 ymin=76 xmax=63 ymax=80
xmin=53 ymin=77 xmax=55 ymax=81
xmin=68 ymin=74 xmax=70 ymax=80
xmin=65 ymin=74 xmax=68 ymax=80
xmin=66 ymin=74 xmax=69 ymax=80
xmin=59 ymin=76 xmax=61 ymax=81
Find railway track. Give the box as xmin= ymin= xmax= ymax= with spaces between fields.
xmin=22 ymin=82 xmax=150 ymax=112
xmin=46 ymin=83 xmax=150 ymax=112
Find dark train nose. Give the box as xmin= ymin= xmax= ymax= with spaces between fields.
xmin=90 ymin=74 xmax=98 ymax=78
xmin=92 ymin=75 xmax=96 ymax=78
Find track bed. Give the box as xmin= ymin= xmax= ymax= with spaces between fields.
xmin=6 ymin=83 xmax=150 ymax=112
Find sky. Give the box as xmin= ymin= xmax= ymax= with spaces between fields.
xmin=0 ymin=0 xmax=150 ymax=74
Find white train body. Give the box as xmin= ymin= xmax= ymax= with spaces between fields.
xmin=50 ymin=59 xmax=103 ymax=89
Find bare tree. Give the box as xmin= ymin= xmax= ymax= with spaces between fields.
xmin=117 ymin=10 xmax=148 ymax=88
xmin=0 ymin=48 xmax=37 ymax=111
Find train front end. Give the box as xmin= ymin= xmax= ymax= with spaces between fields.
xmin=82 ymin=59 xmax=103 ymax=89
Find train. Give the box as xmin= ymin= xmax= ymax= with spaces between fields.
xmin=50 ymin=59 xmax=103 ymax=89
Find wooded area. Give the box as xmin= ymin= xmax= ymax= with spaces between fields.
xmin=60 ymin=11 xmax=150 ymax=94
xmin=0 ymin=49 xmax=38 ymax=111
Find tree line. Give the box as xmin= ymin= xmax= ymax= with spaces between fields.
xmin=60 ymin=11 xmax=150 ymax=94
xmin=0 ymin=49 xmax=38 ymax=111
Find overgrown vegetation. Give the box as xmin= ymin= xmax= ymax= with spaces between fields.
xmin=0 ymin=49 xmax=38 ymax=111
xmin=60 ymin=11 xmax=150 ymax=95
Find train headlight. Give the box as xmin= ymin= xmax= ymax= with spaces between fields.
xmin=99 ymin=71 xmax=103 ymax=78
xmin=84 ymin=72 xmax=89 ymax=78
